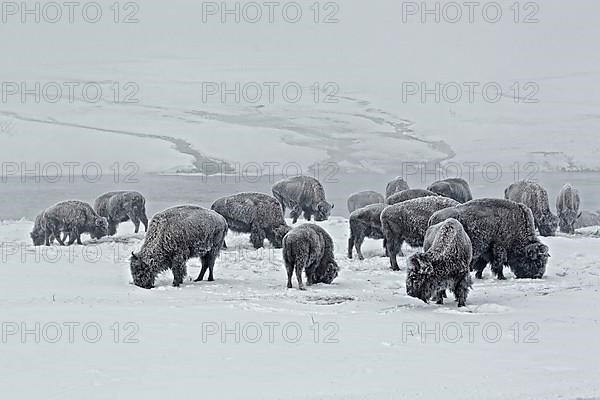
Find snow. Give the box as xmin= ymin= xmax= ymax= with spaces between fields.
xmin=1 ymin=217 xmax=599 ymax=399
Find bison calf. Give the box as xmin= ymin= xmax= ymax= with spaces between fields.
xmin=283 ymin=224 xmax=339 ymax=290
xmin=348 ymin=203 xmax=386 ymax=260
xmin=130 ymin=206 xmax=228 ymax=289
xmin=406 ymin=218 xmax=473 ymax=307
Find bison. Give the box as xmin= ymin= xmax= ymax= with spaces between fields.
xmin=272 ymin=176 xmax=334 ymax=223
xmin=430 ymin=198 xmax=549 ymax=280
xmin=94 ymin=191 xmax=149 ymax=235
xmin=505 ymin=181 xmax=558 ymax=236
xmin=385 ymin=177 xmax=410 ymax=199
xmin=211 ymin=192 xmax=291 ymax=249
xmin=347 ymin=191 xmax=384 ymax=213
xmin=348 ymin=203 xmax=386 ymax=260
xmin=406 ymin=218 xmax=473 ymax=307
xmin=381 ymin=196 xmax=459 ymax=271
xmin=556 ymin=184 xmax=581 ymax=234
xmin=130 ymin=206 xmax=228 ymax=289
xmin=427 ymin=178 xmax=473 ymax=203
xmin=42 ymin=201 xmax=108 ymax=246
xmin=283 ymin=224 xmax=339 ymax=290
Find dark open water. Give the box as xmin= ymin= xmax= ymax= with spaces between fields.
xmin=1 ymin=172 xmax=599 ymax=221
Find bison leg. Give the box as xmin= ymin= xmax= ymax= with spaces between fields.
xmin=354 ymin=234 xmax=366 ymax=261
xmin=285 ymin=260 xmax=294 ymax=289
xmin=172 ymin=260 xmax=186 ymax=287
xmin=386 ymin=238 xmax=404 ymax=271
xmin=249 ymin=226 xmax=265 ymax=249
xmin=295 ymin=264 xmax=306 ymax=291
xmin=347 ymin=236 xmax=354 ymax=259
xmin=197 ymin=251 xmax=218 ymax=282
xmin=290 ymin=206 xmax=302 ymax=224
xmin=473 ymin=258 xmax=487 ymax=279
xmin=303 ymin=209 xmax=312 ymax=222
xmin=131 ymin=215 xmax=141 ymax=234
xmin=454 ymin=274 xmax=470 ymax=307
xmin=491 ymin=245 xmax=507 ymax=280
xmin=432 ymin=290 xmax=444 ymax=305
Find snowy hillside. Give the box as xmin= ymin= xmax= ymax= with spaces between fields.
xmin=1 ymin=218 xmax=599 ymax=399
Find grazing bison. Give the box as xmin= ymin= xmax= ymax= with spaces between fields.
xmin=430 ymin=199 xmax=549 ymax=280
xmin=30 ymin=211 xmax=64 ymax=246
xmin=381 ymin=196 xmax=459 ymax=271
xmin=386 ymin=189 xmax=437 ymax=206
xmin=272 ymin=176 xmax=333 ymax=223
xmin=505 ymin=181 xmax=558 ymax=236
xmin=211 ymin=192 xmax=291 ymax=249
xmin=427 ymin=178 xmax=473 ymax=203
xmin=347 ymin=191 xmax=384 ymax=213
xmin=385 ymin=177 xmax=410 ymax=198
xmin=42 ymin=201 xmax=108 ymax=246
xmin=406 ymin=218 xmax=473 ymax=307
xmin=130 ymin=206 xmax=228 ymax=289
xmin=283 ymin=224 xmax=339 ymax=290
xmin=348 ymin=203 xmax=386 ymax=260
xmin=94 ymin=191 xmax=149 ymax=235
xmin=556 ymin=184 xmax=581 ymax=234
xmin=575 ymin=210 xmax=600 ymax=229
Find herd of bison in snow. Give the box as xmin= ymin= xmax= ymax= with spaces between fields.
xmin=27 ymin=174 xmax=592 ymax=307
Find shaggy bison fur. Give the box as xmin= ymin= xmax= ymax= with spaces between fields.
xmin=347 ymin=191 xmax=384 ymax=213
xmin=272 ymin=176 xmax=334 ymax=223
xmin=386 ymin=189 xmax=437 ymax=206
xmin=42 ymin=201 xmax=108 ymax=246
xmin=211 ymin=192 xmax=291 ymax=249
xmin=385 ymin=177 xmax=410 ymax=198
xmin=556 ymin=184 xmax=581 ymax=234
xmin=348 ymin=203 xmax=387 ymax=260
xmin=381 ymin=196 xmax=459 ymax=271
xmin=130 ymin=206 xmax=228 ymax=289
xmin=94 ymin=191 xmax=149 ymax=235
xmin=429 ymin=199 xmax=549 ymax=280
xmin=505 ymin=181 xmax=558 ymax=236
xmin=283 ymin=224 xmax=339 ymax=290
xmin=427 ymin=178 xmax=473 ymax=203
xmin=406 ymin=218 xmax=473 ymax=307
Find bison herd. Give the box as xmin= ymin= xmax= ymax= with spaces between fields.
xmin=29 ymin=175 xmax=589 ymax=308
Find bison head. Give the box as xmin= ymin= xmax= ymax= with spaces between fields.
xmin=130 ymin=252 xmax=155 ymax=289
xmin=319 ymin=261 xmax=339 ymax=284
xmin=268 ymin=225 xmax=292 ymax=249
xmin=406 ymin=253 xmax=437 ymax=303
xmin=90 ymin=217 xmax=109 ymax=239
xmin=510 ymin=242 xmax=549 ymax=279
xmin=30 ymin=230 xmax=45 ymax=246
xmin=538 ymin=213 xmax=559 ymax=237
xmin=314 ymin=201 xmax=333 ymax=222
xmin=559 ymin=210 xmax=581 ymax=234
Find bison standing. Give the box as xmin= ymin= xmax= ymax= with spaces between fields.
xmin=130 ymin=206 xmax=228 ymax=289
xmin=427 ymin=178 xmax=473 ymax=203
xmin=505 ymin=181 xmax=558 ymax=236
xmin=211 ymin=192 xmax=291 ymax=249
xmin=42 ymin=201 xmax=108 ymax=246
xmin=94 ymin=191 xmax=149 ymax=235
xmin=430 ymin=199 xmax=549 ymax=280
xmin=348 ymin=203 xmax=386 ymax=260
xmin=283 ymin=224 xmax=339 ymax=290
xmin=272 ymin=176 xmax=334 ymax=223
xmin=406 ymin=218 xmax=473 ymax=307
xmin=556 ymin=184 xmax=581 ymax=234
xmin=385 ymin=177 xmax=410 ymax=199
xmin=347 ymin=191 xmax=384 ymax=213
xmin=381 ymin=196 xmax=459 ymax=271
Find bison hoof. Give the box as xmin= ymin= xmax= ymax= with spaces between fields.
xmin=298 ymin=287 xmax=307 ymax=291
xmin=358 ymin=256 xmax=365 ymax=261
xmin=475 ymin=272 xmax=483 ymax=279
xmin=287 ymin=283 xmax=293 ymax=289
xmin=390 ymin=266 xmax=400 ymax=272
xmin=208 ymin=277 xmax=215 ymax=282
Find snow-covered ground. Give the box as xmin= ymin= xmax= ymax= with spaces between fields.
xmin=1 ymin=218 xmax=599 ymax=399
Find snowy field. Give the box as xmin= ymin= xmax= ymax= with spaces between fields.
xmin=1 ymin=217 xmax=599 ymax=399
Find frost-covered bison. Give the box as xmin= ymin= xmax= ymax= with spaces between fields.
xmin=381 ymin=196 xmax=459 ymax=271
xmin=42 ymin=201 xmax=108 ymax=246
xmin=347 ymin=191 xmax=384 ymax=213
xmin=556 ymin=184 xmax=581 ymax=234
xmin=430 ymin=199 xmax=549 ymax=280
xmin=94 ymin=191 xmax=149 ymax=235
xmin=505 ymin=181 xmax=558 ymax=236
xmin=385 ymin=177 xmax=410 ymax=198
xmin=130 ymin=206 xmax=228 ymax=289
xmin=348 ymin=203 xmax=386 ymax=260
xmin=427 ymin=178 xmax=473 ymax=203
xmin=211 ymin=192 xmax=291 ymax=249
xmin=283 ymin=224 xmax=339 ymax=290
xmin=575 ymin=210 xmax=600 ymax=229
xmin=30 ymin=211 xmax=63 ymax=246
xmin=272 ymin=176 xmax=334 ymax=223
xmin=406 ymin=218 xmax=473 ymax=307
xmin=386 ymin=189 xmax=437 ymax=206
